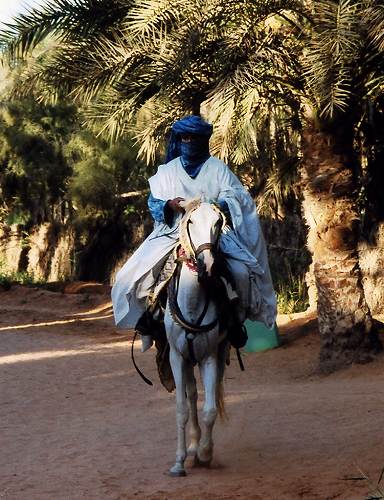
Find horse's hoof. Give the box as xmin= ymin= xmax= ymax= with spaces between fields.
xmin=169 ymin=466 xmax=187 ymax=477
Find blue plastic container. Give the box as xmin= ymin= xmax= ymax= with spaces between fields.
xmin=243 ymin=320 xmax=280 ymax=352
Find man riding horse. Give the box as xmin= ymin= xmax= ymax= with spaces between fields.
xmin=111 ymin=115 xmax=276 ymax=351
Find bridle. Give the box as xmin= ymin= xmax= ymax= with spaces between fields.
xmin=181 ymin=202 xmax=227 ymax=264
xmin=132 ymin=202 xmax=243 ymax=385
xmin=186 ymin=221 xmax=216 ymax=260
xmin=168 ymin=203 xmax=227 ymax=364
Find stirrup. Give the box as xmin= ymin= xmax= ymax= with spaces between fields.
xmin=140 ymin=335 xmax=153 ymax=353
xmin=134 ymin=311 xmax=154 ymax=352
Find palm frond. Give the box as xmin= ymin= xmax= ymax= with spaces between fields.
xmin=205 ymin=21 xmax=301 ymax=164
xmin=365 ymin=1 xmax=384 ymax=52
xmin=303 ymin=0 xmax=362 ymax=118
xmin=133 ymin=95 xmax=186 ymax=164
xmin=0 ymin=0 xmax=129 ymax=61
xmin=257 ymin=157 xmax=300 ymax=217
xmin=126 ymin=0 xmax=193 ymax=39
xmin=2 ymin=0 xmax=309 ymax=166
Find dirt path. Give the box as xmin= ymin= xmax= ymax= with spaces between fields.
xmin=1 ymin=285 xmax=384 ymax=500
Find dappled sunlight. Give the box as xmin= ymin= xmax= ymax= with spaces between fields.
xmin=82 ymin=369 xmax=135 ymax=381
xmin=0 ymin=340 xmax=144 ymax=365
xmin=220 ymin=392 xmax=260 ymax=404
xmin=0 ymin=313 xmax=113 ymax=332
xmin=71 ymin=301 xmax=113 ymax=317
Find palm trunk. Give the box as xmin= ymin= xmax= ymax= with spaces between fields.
xmin=301 ymin=118 xmax=381 ymax=372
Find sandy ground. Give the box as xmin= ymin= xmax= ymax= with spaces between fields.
xmin=1 ymin=285 xmax=384 ymax=500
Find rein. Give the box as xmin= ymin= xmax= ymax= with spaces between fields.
xmin=168 ymin=261 xmax=219 ymax=365
xmin=167 ymin=203 xmax=226 ymax=364
xmin=168 ymin=202 xmax=226 ymax=335
xmin=168 ymin=261 xmax=219 ymax=334
xmin=132 ymin=202 xmax=244 ymax=384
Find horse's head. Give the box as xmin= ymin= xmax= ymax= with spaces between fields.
xmin=179 ymin=199 xmax=226 ymax=280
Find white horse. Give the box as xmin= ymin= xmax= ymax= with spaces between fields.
xmin=164 ymin=199 xmax=229 ymax=477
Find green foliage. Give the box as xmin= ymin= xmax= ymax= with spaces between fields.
xmin=123 ymin=204 xmax=136 ymax=217
xmin=5 ymin=209 xmax=31 ymax=226
xmin=0 ymin=91 xmax=148 ymax=226
xmin=65 ymin=130 xmax=148 ymax=216
xmin=70 ymin=157 xmax=116 ymax=213
xmin=0 ymin=98 xmax=76 ymax=225
xmin=0 ymin=272 xmax=11 ymax=289
xmin=0 ymin=267 xmax=45 ymax=287
xmin=276 ymin=273 xmax=309 ymax=314
xmin=0 ymin=0 xmax=309 ymax=166
xmin=13 ymin=270 xmax=44 ymax=286
xmin=0 ymin=0 xmax=129 ymax=61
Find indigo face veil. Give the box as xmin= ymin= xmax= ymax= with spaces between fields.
xmin=166 ymin=115 xmax=213 ymax=165
xmin=180 ymin=135 xmax=210 ymax=170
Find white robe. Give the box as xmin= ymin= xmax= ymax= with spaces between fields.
xmin=111 ymin=156 xmax=277 ymax=329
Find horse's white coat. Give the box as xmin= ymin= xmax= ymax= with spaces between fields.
xmin=165 ymin=202 xmax=227 ymax=476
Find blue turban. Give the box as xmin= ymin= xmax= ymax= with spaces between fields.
xmin=166 ymin=115 xmax=213 ymax=164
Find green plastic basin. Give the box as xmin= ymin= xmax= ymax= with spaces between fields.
xmin=244 ymin=320 xmax=280 ymax=353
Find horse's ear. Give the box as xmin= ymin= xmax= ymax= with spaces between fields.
xmin=179 ymin=197 xmax=200 ymax=212
xmin=178 ymin=200 xmax=188 ymax=209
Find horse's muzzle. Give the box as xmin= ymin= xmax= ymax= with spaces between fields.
xmin=197 ymin=261 xmax=209 ymax=283
xmin=197 ymin=252 xmax=214 ymax=282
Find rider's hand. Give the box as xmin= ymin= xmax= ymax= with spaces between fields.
xmin=167 ymin=197 xmax=185 ymax=213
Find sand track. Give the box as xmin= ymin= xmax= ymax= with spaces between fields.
xmin=1 ymin=286 xmax=383 ymax=499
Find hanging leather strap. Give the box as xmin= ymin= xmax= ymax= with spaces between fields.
xmin=236 ymin=347 xmax=245 ymax=371
xmin=131 ymin=330 xmax=153 ymax=386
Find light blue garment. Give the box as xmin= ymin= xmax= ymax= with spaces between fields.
xmin=147 ymin=193 xmax=168 ymax=223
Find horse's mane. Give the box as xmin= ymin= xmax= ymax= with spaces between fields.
xmin=179 ymin=199 xmax=201 ymax=259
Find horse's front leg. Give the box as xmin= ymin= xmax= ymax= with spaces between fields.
xmin=169 ymin=347 xmax=189 ymax=477
xmin=185 ymin=364 xmax=201 ymax=457
xmin=197 ymin=355 xmax=218 ymax=465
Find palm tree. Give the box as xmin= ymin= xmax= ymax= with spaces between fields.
xmin=2 ymin=0 xmax=384 ymax=370
xmin=298 ymin=0 xmax=384 ymax=369
xmin=0 ymin=0 xmax=306 ymax=153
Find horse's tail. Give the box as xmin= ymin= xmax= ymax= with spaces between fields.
xmin=216 ymin=338 xmax=230 ymax=420
xmin=216 ymin=380 xmax=227 ymax=420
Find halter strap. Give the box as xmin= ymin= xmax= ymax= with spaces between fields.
xmin=168 ymin=262 xmax=219 ymax=334
xmin=194 ymin=242 xmax=215 ymax=256
xmin=181 ymin=202 xmax=226 ymax=261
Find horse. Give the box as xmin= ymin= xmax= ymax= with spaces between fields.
xmin=164 ymin=199 xmax=230 ymax=477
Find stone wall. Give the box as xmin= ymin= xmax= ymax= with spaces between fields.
xmin=0 ymin=223 xmax=75 ymax=281
xmin=0 ymin=214 xmax=149 ymax=284
xmin=1 ymin=215 xmax=383 ymax=317
xmin=0 ymin=225 xmax=25 ymax=274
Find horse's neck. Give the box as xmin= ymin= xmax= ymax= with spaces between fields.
xmin=176 ymin=264 xmax=209 ymax=323
xmin=177 ymin=264 xmax=200 ymax=300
